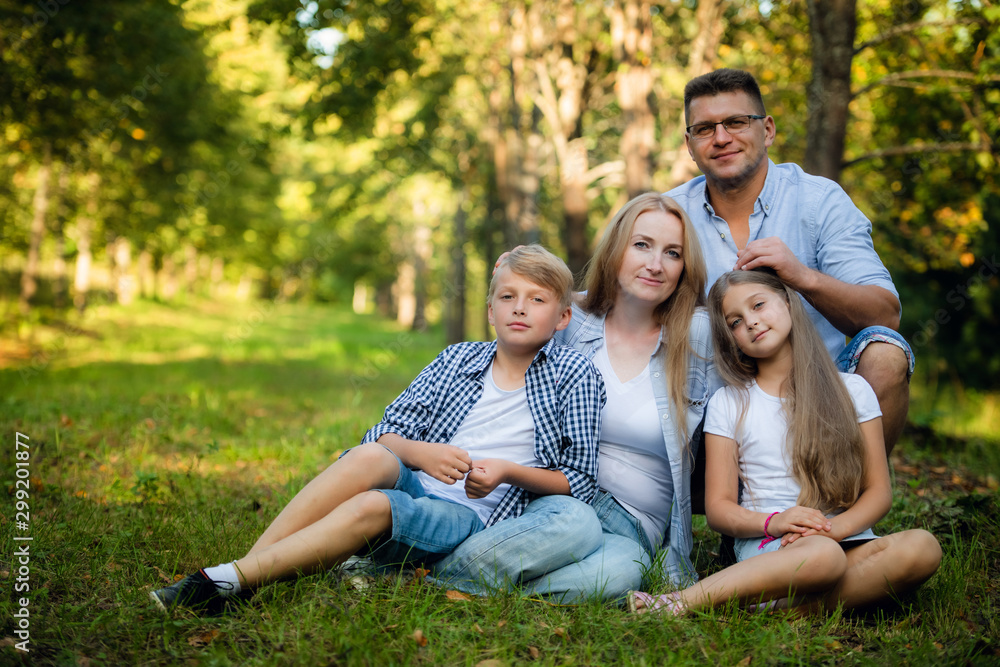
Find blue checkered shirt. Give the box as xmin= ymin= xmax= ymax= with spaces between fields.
xmin=362 ymin=338 xmax=605 ymax=527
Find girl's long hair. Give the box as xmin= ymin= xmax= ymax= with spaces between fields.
xmin=707 ymin=270 xmax=865 ymax=513
xmin=582 ymin=192 xmax=707 ymax=452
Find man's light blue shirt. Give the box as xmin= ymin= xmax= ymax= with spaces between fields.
xmin=667 ymin=159 xmax=899 ymax=358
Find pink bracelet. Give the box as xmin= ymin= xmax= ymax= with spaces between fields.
xmin=758 ymin=511 xmax=781 ymax=550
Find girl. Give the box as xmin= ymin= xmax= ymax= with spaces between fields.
xmin=629 ymin=269 xmax=940 ymax=615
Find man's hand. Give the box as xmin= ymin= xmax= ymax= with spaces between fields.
xmin=492 ymin=246 xmax=524 ymax=275
xmin=464 ymin=459 xmax=510 ymax=499
xmin=409 ymin=443 xmax=473 ymax=485
xmin=734 ymin=237 xmax=816 ymax=292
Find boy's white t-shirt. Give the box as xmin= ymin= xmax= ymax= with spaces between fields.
xmin=414 ymin=360 xmax=542 ymax=524
xmin=704 ymin=373 xmax=881 ymax=517
xmin=590 ymin=339 xmax=673 ymax=548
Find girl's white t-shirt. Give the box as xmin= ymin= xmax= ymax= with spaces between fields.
xmin=704 ymin=373 xmax=881 ymax=516
xmin=591 ymin=339 xmax=673 ymax=548
xmin=415 ymin=360 xmax=542 ymax=524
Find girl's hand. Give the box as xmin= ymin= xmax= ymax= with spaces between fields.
xmin=768 ymin=506 xmax=831 ymax=541
xmin=411 ymin=443 xmax=473 ymax=485
xmin=783 ymin=517 xmax=846 ymax=545
xmin=465 ymin=459 xmax=510 ymax=498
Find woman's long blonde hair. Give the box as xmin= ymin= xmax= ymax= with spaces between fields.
xmin=707 ymin=270 xmax=865 ymax=513
xmin=582 ymin=193 xmax=707 ymax=452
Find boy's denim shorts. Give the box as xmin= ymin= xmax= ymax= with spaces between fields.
xmin=365 ymin=450 xmax=485 ymax=568
xmin=836 ymin=325 xmax=915 ymax=379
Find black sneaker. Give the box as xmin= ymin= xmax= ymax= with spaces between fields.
xmin=149 ymin=569 xmax=235 ymax=614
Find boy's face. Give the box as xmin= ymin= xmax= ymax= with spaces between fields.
xmin=488 ymin=268 xmax=571 ymax=356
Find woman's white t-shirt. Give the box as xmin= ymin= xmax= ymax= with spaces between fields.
xmin=591 ymin=336 xmax=673 ymax=548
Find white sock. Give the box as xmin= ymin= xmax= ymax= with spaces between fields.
xmin=202 ymin=562 xmax=242 ymax=596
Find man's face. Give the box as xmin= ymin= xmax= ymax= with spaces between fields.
xmin=684 ymin=91 xmax=775 ymax=191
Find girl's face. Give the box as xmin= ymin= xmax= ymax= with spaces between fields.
xmin=721 ymin=282 xmax=792 ymax=360
xmin=615 ymin=210 xmax=685 ymax=308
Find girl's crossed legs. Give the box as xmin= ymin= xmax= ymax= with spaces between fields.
xmin=637 ymin=529 xmax=941 ymax=614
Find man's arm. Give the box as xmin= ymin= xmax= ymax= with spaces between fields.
xmin=734 ymin=237 xmax=901 ymax=336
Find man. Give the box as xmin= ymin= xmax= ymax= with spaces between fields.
xmin=667 ymin=68 xmax=912 ymax=454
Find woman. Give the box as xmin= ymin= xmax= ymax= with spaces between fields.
xmin=430 ymin=192 xmax=720 ymax=601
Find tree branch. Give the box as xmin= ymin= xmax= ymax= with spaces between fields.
xmin=854 ymin=18 xmax=983 ymax=54
xmin=853 ymin=69 xmax=1000 ymax=99
xmin=842 ymin=142 xmax=990 ymax=169
xmin=584 ymin=159 xmax=624 ymax=185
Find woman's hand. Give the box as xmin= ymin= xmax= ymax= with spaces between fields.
xmin=464 ymin=459 xmax=510 ymax=498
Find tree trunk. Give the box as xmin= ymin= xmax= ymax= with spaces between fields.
xmin=113 ymin=237 xmax=135 ymax=305
xmin=667 ymin=0 xmax=726 ymax=188
xmin=445 ymin=189 xmax=468 ymax=345
xmin=183 ymin=244 xmax=198 ymax=294
xmin=411 ymin=217 xmax=431 ymax=332
xmin=137 ymin=250 xmax=154 ymax=299
xmin=613 ymin=0 xmax=655 ymax=198
xmin=562 ymin=139 xmax=591 ymax=275
xmin=73 ymin=172 xmax=99 ymax=315
xmin=52 ymin=162 xmax=70 ymax=309
xmin=804 ymin=0 xmax=857 ymax=182
xmin=20 ymin=143 xmax=52 ymax=316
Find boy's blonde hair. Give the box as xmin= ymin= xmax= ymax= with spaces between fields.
xmin=488 ymin=244 xmax=574 ymax=308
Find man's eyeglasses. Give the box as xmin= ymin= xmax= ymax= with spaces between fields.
xmin=686 ymin=114 xmax=766 ymax=140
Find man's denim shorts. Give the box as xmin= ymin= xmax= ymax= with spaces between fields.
xmin=835 ymin=325 xmax=915 ymax=379
xmin=365 ymin=450 xmax=485 ymax=568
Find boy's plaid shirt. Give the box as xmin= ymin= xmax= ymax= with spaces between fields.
xmin=362 ymin=338 xmax=605 ymax=527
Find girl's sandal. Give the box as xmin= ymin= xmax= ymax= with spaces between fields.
xmin=627 ymin=590 xmax=686 ymax=615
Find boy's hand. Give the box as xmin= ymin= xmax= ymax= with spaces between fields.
xmin=412 ymin=443 xmax=473 ymax=485
xmin=769 ymin=506 xmax=831 ymax=543
xmin=465 ymin=459 xmax=510 ymax=499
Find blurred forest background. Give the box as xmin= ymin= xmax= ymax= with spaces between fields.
xmin=2 ymin=0 xmax=998 ymax=436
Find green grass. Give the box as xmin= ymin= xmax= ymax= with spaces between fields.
xmin=1 ymin=297 xmax=998 ymax=665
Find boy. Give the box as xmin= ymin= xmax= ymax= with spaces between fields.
xmin=150 ymin=245 xmax=605 ymax=613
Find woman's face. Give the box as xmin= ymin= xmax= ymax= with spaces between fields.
xmin=615 ymin=209 xmax=686 ymax=308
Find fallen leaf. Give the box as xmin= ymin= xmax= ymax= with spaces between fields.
xmin=414 ymin=568 xmax=431 ymax=579
xmin=553 ymin=627 xmax=567 ymax=639
xmin=737 ymin=657 xmax=752 ymax=666
xmin=383 ymin=624 xmax=399 ymax=631
xmin=0 ymin=571 xmax=10 ymax=579
xmin=825 ymin=640 xmax=843 ymax=651
xmin=187 ymin=629 xmax=221 ymax=647
xmin=934 ymin=642 xmax=944 ymax=650
xmin=411 ymin=629 xmax=428 ymax=647
xmin=61 ymin=414 xmax=74 ymax=427
xmin=145 ymin=418 xmax=156 ymax=430
xmin=445 ymin=589 xmax=472 ymax=601
xmin=497 ymin=620 xmax=507 ymax=628
xmin=0 ymin=638 xmax=15 ymax=648
xmin=528 ymin=645 xmax=541 ymax=659
xmin=473 ymin=623 xmax=484 ymax=634
xmin=347 ymin=575 xmax=371 ymax=591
